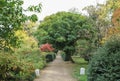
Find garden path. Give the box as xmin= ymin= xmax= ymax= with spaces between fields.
xmin=34 ymin=54 xmax=76 ymax=81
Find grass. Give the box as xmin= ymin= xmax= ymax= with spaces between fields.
xmin=72 ymin=56 xmax=88 ymax=64
xmin=72 ymin=56 xmax=88 ymax=81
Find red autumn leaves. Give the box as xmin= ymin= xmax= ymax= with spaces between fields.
xmin=40 ymin=43 xmax=54 ymax=52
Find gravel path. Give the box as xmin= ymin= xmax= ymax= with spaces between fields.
xmin=34 ymin=54 xmax=76 ymax=81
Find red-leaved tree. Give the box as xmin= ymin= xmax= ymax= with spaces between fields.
xmin=40 ymin=43 xmax=54 ymax=52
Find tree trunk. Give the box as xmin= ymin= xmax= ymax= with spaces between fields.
xmin=65 ymin=50 xmax=75 ymax=63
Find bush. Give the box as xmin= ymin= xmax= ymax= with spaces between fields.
xmin=52 ymin=53 xmax=56 ymax=59
xmin=22 ymin=49 xmax=46 ymax=69
xmin=40 ymin=43 xmax=54 ymax=52
xmin=61 ymin=52 xmax=68 ymax=61
xmin=87 ymin=35 xmax=120 ymax=81
xmin=0 ymin=52 xmax=34 ymax=81
xmin=13 ymin=48 xmax=46 ymax=80
xmin=45 ymin=53 xmax=56 ymax=62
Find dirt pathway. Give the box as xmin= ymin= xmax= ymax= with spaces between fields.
xmin=34 ymin=54 xmax=76 ymax=81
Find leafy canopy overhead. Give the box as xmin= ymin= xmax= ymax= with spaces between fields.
xmin=35 ymin=11 xmax=94 ymax=52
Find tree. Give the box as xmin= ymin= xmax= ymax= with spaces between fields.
xmin=94 ymin=0 xmax=120 ymax=45
xmin=35 ymin=11 xmax=95 ymax=61
xmin=100 ymin=8 xmax=120 ymax=44
xmin=0 ymin=0 xmax=41 ymax=51
xmin=83 ymin=4 xmax=110 ymax=47
xmin=112 ymin=8 xmax=120 ymax=26
xmin=68 ymin=7 xmax=80 ymax=14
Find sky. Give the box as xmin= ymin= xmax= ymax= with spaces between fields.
xmin=22 ymin=0 xmax=106 ymax=21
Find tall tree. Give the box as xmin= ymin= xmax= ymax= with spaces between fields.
xmin=35 ymin=11 xmax=95 ymax=61
xmin=0 ymin=0 xmax=41 ymax=51
xmin=101 ymin=0 xmax=120 ymax=44
xmin=83 ymin=4 xmax=110 ymax=47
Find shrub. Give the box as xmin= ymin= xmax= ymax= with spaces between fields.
xmin=87 ymin=35 xmax=120 ymax=81
xmin=40 ymin=43 xmax=54 ymax=52
xmin=0 ymin=52 xmax=34 ymax=81
xmin=61 ymin=52 xmax=68 ymax=61
xmin=53 ymin=53 xmax=56 ymax=59
xmin=22 ymin=49 xmax=46 ymax=69
xmin=45 ymin=53 xmax=56 ymax=62
xmin=13 ymin=48 xmax=46 ymax=80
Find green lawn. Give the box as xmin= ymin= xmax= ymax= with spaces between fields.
xmin=72 ymin=56 xmax=88 ymax=81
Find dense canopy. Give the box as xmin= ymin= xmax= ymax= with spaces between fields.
xmin=35 ymin=11 xmax=95 ymax=60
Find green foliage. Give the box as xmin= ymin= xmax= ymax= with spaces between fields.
xmin=83 ymin=4 xmax=110 ymax=47
xmin=73 ymin=59 xmax=88 ymax=81
xmin=71 ymin=56 xmax=88 ymax=64
xmin=0 ymin=0 xmax=24 ymax=51
xmin=21 ymin=49 xmax=46 ymax=69
xmin=61 ymin=51 xmax=68 ymax=61
xmin=30 ymin=14 xmax=38 ymax=22
xmin=75 ymin=40 xmax=89 ymax=56
xmin=0 ymin=0 xmax=42 ymax=51
xmin=105 ymin=0 xmax=120 ymax=12
xmin=74 ymin=39 xmax=96 ymax=61
xmin=35 ymin=11 xmax=95 ymax=60
xmin=0 ymin=52 xmax=34 ymax=81
xmin=27 ymin=3 xmax=42 ymax=13
xmin=83 ymin=0 xmax=120 ymax=48
xmin=0 ymin=47 xmax=46 ymax=80
xmin=16 ymin=48 xmax=46 ymax=70
xmin=45 ymin=53 xmax=56 ymax=62
xmin=104 ymin=35 xmax=120 ymax=53
xmin=87 ymin=35 xmax=120 ymax=81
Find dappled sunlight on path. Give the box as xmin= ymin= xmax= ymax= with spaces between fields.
xmin=34 ymin=54 xmax=76 ymax=81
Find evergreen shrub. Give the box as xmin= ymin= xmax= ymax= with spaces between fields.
xmin=46 ymin=53 xmax=56 ymax=62
xmin=87 ymin=35 xmax=120 ymax=81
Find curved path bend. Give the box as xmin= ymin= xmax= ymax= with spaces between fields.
xmin=34 ymin=54 xmax=76 ymax=81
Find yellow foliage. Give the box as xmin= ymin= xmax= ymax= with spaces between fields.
xmin=100 ymin=7 xmax=120 ymax=45
xmin=22 ymin=21 xmax=38 ymax=28
xmin=100 ymin=27 xmax=120 ymax=44
xmin=15 ymin=30 xmax=38 ymax=49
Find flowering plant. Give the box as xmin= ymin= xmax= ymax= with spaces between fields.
xmin=40 ymin=43 xmax=54 ymax=52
